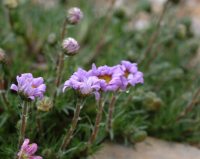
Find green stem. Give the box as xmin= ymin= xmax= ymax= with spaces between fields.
xmin=36 ymin=110 xmax=43 ymax=136
xmin=60 ymin=98 xmax=82 ymax=151
xmin=107 ymin=94 xmax=116 ymax=132
xmin=18 ymin=101 xmax=28 ymax=147
xmin=88 ymin=97 xmax=104 ymax=144
xmin=139 ymin=0 xmax=169 ymax=65
xmin=61 ymin=19 xmax=68 ymax=41
xmin=176 ymin=87 xmax=200 ymax=121
xmin=1 ymin=92 xmax=10 ymax=111
xmin=53 ymin=19 xmax=68 ymax=106
xmin=85 ymin=0 xmax=116 ymax=66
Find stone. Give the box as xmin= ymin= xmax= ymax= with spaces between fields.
xmin=91 ymin=137 xmax=200 ymax=159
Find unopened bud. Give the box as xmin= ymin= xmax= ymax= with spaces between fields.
xmin=67 ymin=7 xmax=83 ymax=25
xmin=143 ymin=92 xmax=163 ymax=111
xmin=37 ymin=97 xmax=53 ymax=112
xmin=42 ymin=148 xmax=55 ymax=158
xmin=47 ymin=33 xmax=57 ymax=45
xmin=131 ymin=131 xmax=147 ymax=143
xmin=3 ymin=0 xmax=18 ymax=9
xmin=62 ymin=37 xmax=80 ymax=56
xmin=175 ymin=24 xmax=187 ymax=39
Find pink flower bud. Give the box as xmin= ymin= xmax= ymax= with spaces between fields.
xmin=67 ymin=7 xmax=83 ymax=25
xmin=62 ymin=37 xmax=80 ymax=56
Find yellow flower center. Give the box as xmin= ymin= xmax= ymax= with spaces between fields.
xmin=31 ymin=84 xmax=37 ymax=88
xmin=19 ymin=152 xmax=29 ymax=159
xmin=124 ymin=70 xmax=130 ymax=78
xmin=98 ymin=75 xmax=112 ymax=83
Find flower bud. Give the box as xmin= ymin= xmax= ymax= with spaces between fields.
xmin=175 ymin=24 xmax=187 ymax=39
xmin=0 ymin=48 xmax=6 ymax=63
xmin=47 ymin=33 xmax=57 ymax=45
xmin=37 ymin=97 xmax=53 ymax=112
xmin=42 ymin=148 xmax=56 ymax=158
xmin=143 ymin=92 xmax=163 ymax=111
xmin=67 ymin=7 xmax=83 ymax=25
xmin=3 ymin=0 xmax=18 ymax=9
xmin=62 ymin=37 xmax=80 ymax=56
xmin=130 ymin=130 xmax=147 ymax=143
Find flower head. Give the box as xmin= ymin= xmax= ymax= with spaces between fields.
xmin=62 ymin=37 xmax=80 ymax=56
xmin=89 ymin=64 xmax=124 ymax=92
xmin=3 ymin=0 xmax=18 ymax=9
xmin=10 ymin=73 xmax=46 ymax=101
xmin=120 ymin=60 xmax=144 ymax=87
xmin=37 ymin=96 xmax=53 ymax=112
xmin=18 ymin=139 xmax=42 ymax=159
xmin=67 ymin=7 xmax=83 ymax=24
xmin=63 ymin=68 xmax=101 ymax=100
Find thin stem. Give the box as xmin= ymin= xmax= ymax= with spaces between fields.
xmin=139 ymin=0 xmax=170 ymax=64
xmin=60 ymin=98 xmax=82 ymax=151
xmin=177 ymin=87 xmax=200 ymax=121
xmin=1 ymin=92 xmax=10 ymax=111
xmin=85 ymin=0 xmax=116 ymax=66
xmin=88 ymin=97 xmax=104 ymax=144
xmin=55 ymin=53 xmax=65 ymax=88
xmin=53 ymin=19 xmax=68 ymax=105
xmin=18 ymin=101 xmax=28 ymax=147
xmin=6 ymin=8 xmax=15 ymax=31
xmin=36 ymin=110 xmax=43 ymax=136
xmin=107 ymin=94 xmax=116 ymax=132
xmin=61 ymin=19 xmax=68 ymax=41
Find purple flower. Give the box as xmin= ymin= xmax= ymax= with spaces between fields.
xmin=10 ymin=73 xmax=46 ymax=101
xmin=62 ymin=37 xmax=80 ymax=56
xmin=89 ymin=64 xmax=124 ymax=92
xmin=63 ymin=68 xmax=101 ymax=100
xmin=67 ymin=7 xmax=83 ymax=24
xmin=17 ymin=139 xmax=42 ymax=159
xmin=120 ymin=60 xmax=144 ymax=87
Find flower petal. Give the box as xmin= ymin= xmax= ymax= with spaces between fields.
xmin=10 ymin=84 xmax=18 ymax=91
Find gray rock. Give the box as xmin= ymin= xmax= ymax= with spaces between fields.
xmin=90 ymin=137 xmax=200 ymax=159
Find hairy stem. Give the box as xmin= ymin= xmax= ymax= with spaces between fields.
xmin=85 ymin=0 xmax=116 ymax=66
xmin=36 ymin=111 xmax=43 ymax=136
xmin=88 ymin=97 xmax=104 ymax=144
xmin=53 ymin=19 xmax=68 ymax=105
xmin=139 ymin=0 xmax=170 ymax=65
xmin=18 ymin=101 xmax=28 ymax=147
xmin=6 ymin=8 xmax=15 ymax=31
xmin=107 ymin=94 xmax=116 ymax=132
xmin=61 ymin=19 xmax=68 ymax=40
xmin=60 ymin=99 xmax=82 ymax=151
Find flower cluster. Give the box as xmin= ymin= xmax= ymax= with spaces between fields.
xmin=63 ymin=68 xmax=101 ymax=100
xmin=63 ymin=60 xmax=144 ymax=100
xmin=10 ymin=73 xmax=46 ymax=101
xmin=18 ymin=139 xmax=42 ymax=159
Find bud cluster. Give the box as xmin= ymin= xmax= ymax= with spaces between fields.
xmin=62 ymin=7 xmax=83 ymax=56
